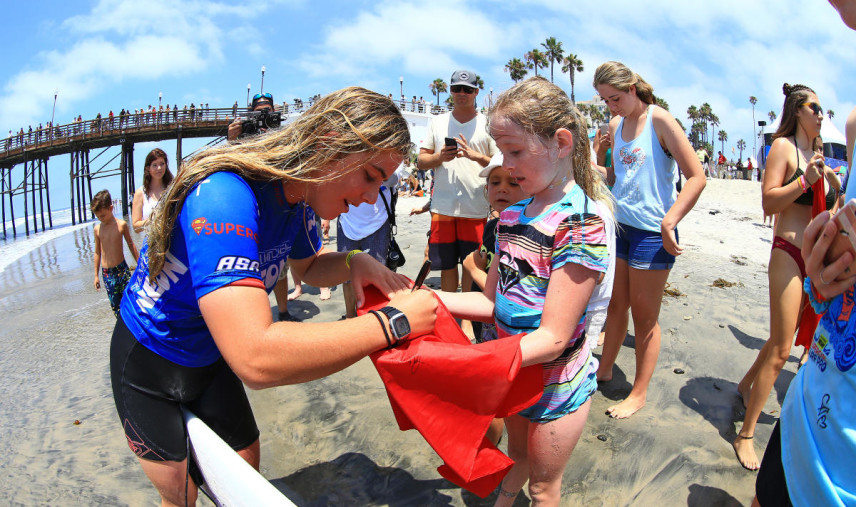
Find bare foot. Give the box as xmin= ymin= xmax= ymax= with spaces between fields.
xmin=732 ymin=434 xmax=760 ymax=470
xmin=597 ymin=331 xmax=605 ymax=348
xmin=737 ymin=383 xmax=751 ymax=409
xmin=319 ymin=287 xmax=331 ymax=301
xmin=287 ymin=286 xmax=303 ymax=301
xmin=605 ymin=395 xmax=645 ymax=419
xmin=596 ymin=366 xmax=613 ymax=383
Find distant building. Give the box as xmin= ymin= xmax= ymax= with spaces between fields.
xmin=577 ymin=95 xmax=610 ymax=134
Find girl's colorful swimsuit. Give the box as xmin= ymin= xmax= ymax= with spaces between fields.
xmin=493 ymin=184 xmax=608 ymax=422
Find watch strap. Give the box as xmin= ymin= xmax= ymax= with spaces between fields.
xmin=368 ymin=310 xmax=392 ymax=348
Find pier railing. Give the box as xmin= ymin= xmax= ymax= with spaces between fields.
xmin=0 ymin=100 xmax=453 ymax=161
xmin=0 ymin=107 xmax=236 ymax=159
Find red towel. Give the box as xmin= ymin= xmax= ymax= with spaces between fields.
xmin=359 ymin=286 xmax=543 ymax=497
xmin=795 ymin=176 xmax=828 ymax=348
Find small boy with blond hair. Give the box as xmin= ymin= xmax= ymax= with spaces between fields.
xmin=92 ymin=190 xmax=138 ymax=317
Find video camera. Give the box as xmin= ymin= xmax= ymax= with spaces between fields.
xmin=241 ymin=110 xmax=283 ymax=135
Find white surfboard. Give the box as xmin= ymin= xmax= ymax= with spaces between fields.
xmin=183 ymin=409 xmax=296 ymax=506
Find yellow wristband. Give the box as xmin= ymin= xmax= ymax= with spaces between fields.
xmin=345 ymin=249 xmax=362 ymax=269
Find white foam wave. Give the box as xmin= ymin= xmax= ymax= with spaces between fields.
xmin=0 ymin=208 xmax=92 ymax=273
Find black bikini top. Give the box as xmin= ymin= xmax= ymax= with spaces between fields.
xmin=784 ymin=142 xmax=835 ymax=209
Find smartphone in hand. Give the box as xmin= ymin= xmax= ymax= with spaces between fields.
xmin=444 ymin=137 xmax=458 ymax=148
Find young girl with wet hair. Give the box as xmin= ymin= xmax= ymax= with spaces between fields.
xmin=440 ymin=76 xmax=611 ymax=505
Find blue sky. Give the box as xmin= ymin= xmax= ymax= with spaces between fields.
xmin=1 ymin=0 xmax=855 ymax=219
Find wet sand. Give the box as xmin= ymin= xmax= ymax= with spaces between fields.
xmin=0 ymin=178 xmax=795 ymax=506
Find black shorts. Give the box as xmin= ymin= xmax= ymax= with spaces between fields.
xmin=110 ymin=317 xmax=259 ymax=462
xmin=755 ymin=421 xmax=793 ymax=506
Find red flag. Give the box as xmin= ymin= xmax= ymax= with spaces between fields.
xmin=795 ymin=173 xmax=828 ymax=348
xmin=359 ymin=286 xmax=542 ymax=497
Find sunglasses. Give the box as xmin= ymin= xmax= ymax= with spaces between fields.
xmin=450 ymin=85 xmax=476 ymax=94
xmin=802 ymin=102 xmax=824 ymax=116
xmin=252 ymin=92 xmax=273 ymax=102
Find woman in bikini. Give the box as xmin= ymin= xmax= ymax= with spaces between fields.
xmin=734 ymin=83 xmax=840 ymax=470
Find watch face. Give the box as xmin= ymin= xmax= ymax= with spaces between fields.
xmin=391 ymin=315 xmax=411 ymax=337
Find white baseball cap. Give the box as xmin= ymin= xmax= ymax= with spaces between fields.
xmin=479 ymin=153 xmax=504 ymax=178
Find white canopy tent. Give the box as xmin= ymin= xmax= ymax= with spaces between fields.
xmin=756 ymin=116 xmax=847 ymax=168
xmin=760 ymin=115 xmax=845 ymax=144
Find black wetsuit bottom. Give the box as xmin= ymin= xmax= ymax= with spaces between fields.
xmin=110 ymin=317 xmax=259 ymax=462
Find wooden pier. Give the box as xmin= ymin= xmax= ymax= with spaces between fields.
xmin=0 ymin=108 xmax=234 ymax=238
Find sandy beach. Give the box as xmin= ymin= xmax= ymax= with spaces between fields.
xmin=0 ymin=177 xmax=797 ymax=506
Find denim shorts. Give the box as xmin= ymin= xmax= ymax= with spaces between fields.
xmin=616 ymin=222 xmax=676 ymax=270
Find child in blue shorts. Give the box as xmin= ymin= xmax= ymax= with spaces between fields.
xmin=92 ymin=190 xmax=138 ymax=317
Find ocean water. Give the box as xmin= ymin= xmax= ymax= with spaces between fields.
xmin=0 ymin=207 xmax=158 ymax=504
xmin=0 ymin=206 xmax=122 ymax=274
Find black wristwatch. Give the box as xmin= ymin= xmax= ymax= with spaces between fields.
xmin=379 ymin=306 xmax=411 ymax=344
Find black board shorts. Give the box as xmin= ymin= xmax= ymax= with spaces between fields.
xmin=110 ymin=317 xmax=259 ymax=462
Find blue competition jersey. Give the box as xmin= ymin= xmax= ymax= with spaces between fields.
xmin=120 ymin=171 xmax=322 ymax=367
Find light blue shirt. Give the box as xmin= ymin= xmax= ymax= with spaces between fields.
xmin=781 ymin=281 xmax=856 ymax=506
xmin=611 ymin=105 xmax=678 ymax=232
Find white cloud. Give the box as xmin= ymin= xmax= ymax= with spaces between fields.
xmin=0 ymin=0 xmax=294 ymax=132
xmin=294 ymin=0 xmax=521 ymax=82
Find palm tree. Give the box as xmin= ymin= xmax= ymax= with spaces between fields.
xmin=737 ymin=139 xmax=746 ymax=160
xmin=656 ymin=96 xmax=670 ymax=111
xmin=687 ymin=105 xmax=699 ymax=147
xmin=505 ymin=58 xmax=527 ymax=83
xmin=718 ymin=130 xmax=728 ymax=154
xmin=524 ymin=49 xmax=548 ymax=77
xmin=541 ymin=36 xmax=564 ymax=83
xmin=429 ymin=78 xmax=447 ymax=107
xmin=828 ymin=109 xmax=835 ymax=120
xmin=561 ymin=53 xmax=584 ymax=104
xmin=474 ymin=74 xmax=486 ymax=109
xmin=699 ymin=103 xmax=713 ymax=146
xmin=709 ymin=114 xmax=720 ymax=160
xmin=707 ymin=112 xmax=718 ymax=148
xmin=687 ymin=105 xmax=699 ymax=122
xmin=750 ymin=96 xmax=758 ymax=159
xmin=768 ymin=110 xmax=777 ymax=123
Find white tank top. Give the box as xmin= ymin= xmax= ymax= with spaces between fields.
xmin=142 ymin=192 xmax=159 ymax=220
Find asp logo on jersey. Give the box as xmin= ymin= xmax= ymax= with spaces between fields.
xmin=191 ymin=217 xmax=257 ymax=241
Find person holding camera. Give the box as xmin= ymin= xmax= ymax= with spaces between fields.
xmin=227 ymin=92 xmax=280 ymax=141
xmin=417 ymin=69 xmax=496 ymax=338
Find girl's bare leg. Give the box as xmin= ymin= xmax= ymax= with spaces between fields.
xmin=733 ymin=249 xmax=802 ymax=470
xmin=605 ymin=267 xmax=670 ymax=419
